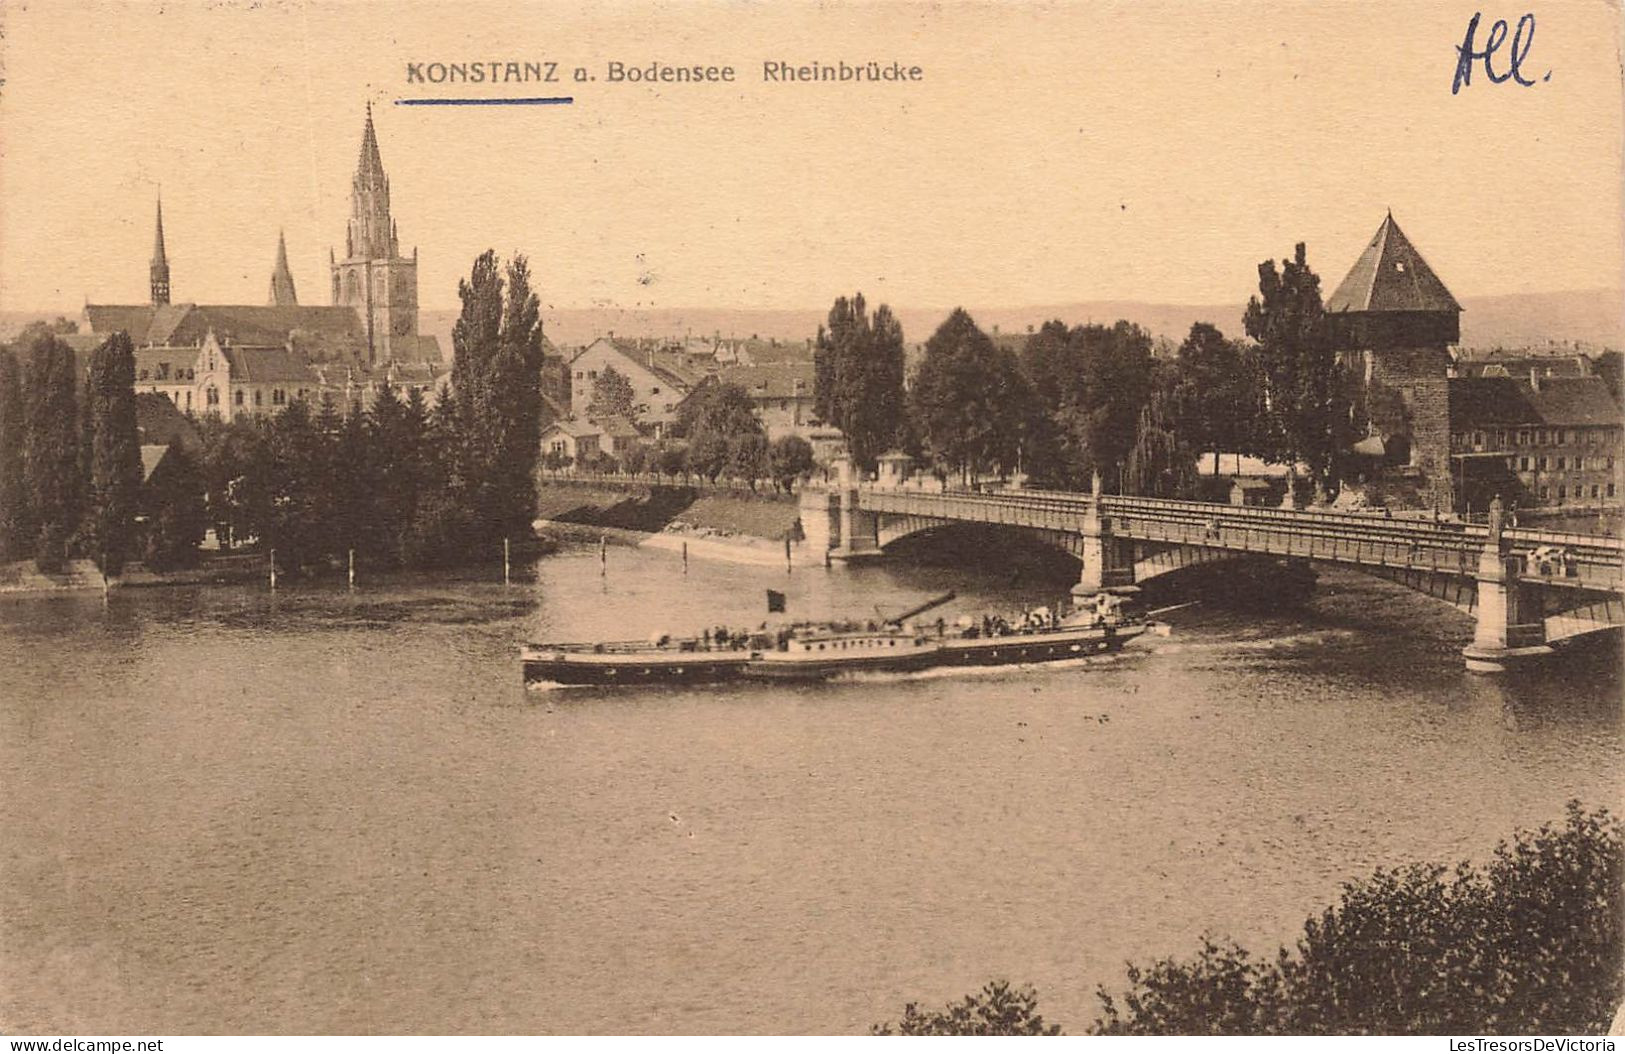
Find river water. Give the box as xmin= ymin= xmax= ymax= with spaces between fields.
xmin=1 ymin=537 xmax=1618 ymax=1035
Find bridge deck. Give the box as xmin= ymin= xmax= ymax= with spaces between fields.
xmin=847 ymin=485 xmax=1623 ymax=593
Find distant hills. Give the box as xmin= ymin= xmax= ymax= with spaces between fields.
xmin=426 ymin=289 xmax=1624 ymax=355
xmin=8 ymin=288 xmax=1619 ymax=359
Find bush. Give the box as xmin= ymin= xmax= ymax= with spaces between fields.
xmin=875 ymin=804 xmax=1621 ymax=1036
xmin=1092 ymin=801 xmax=1621 ymax=1035
xmin=872 ymin=981 xmax=1060 ymax=1036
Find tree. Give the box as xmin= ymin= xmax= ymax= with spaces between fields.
xmin=140 ymin=441 xmax=207 ymax=570
xmin=1175 ymin=323 xmax=1260 ymax=475
xmin=586 ymin=365 xmax=639 ymax=423
xmin=726 ymin=430 xmax=770 ymax=488
xmin=22 ymin=328 xmax=82 ymax=572
xmin=448 ymin=250 xmax=544 ymax=548
xmin=814 ymin=293 xmax=907 ymax=470
xmin=769 ymin=434 xmax=815 ymax=492
xmin=1072 ymin=322 xmax=1154 ymax=491
xmin=1243 ymin=243 xmax=1349 ymax=500
xmin=1092 ymin=802 xmax=1621 ymax=1035
xmin=83 ymin=333 xmax=144 ymax=574
xmin=909 ymin=308 xmax=1032 ymax=483
xmin=1126 ymin=358 xmax=1201 ymax=498
xmin=678 ymin=381 xmax=765 ymax=483
xmin=1017 ymin=320 xmax=1154 ymax=491
xmin=873 ymin=981 xmax=1061 ymax=1036
xmin=0 ymin=349 xmax=26 ymax=562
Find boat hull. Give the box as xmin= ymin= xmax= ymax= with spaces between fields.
xmin=522 ymin=649 xmax=752 ymax=686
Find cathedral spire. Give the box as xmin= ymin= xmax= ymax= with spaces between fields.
xmin=269 ymin=229 xmax=299 ymax=306
xmin=150 ymin=196 xmax=171 ymax=305
xmin=357 ymin=101 xmax=385 ymax=185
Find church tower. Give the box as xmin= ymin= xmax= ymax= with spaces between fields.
xmin=269 ymin=230 xmax=299 ymax=306
xmin=1325 ymin=212 xmax=1462 ymax=511
xmin=150 ymin=197 xmax=171 ymax=306
xmin=331 ymin=103 xmax=419 ymax=363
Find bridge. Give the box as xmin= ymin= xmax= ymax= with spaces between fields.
xmin=797 ymin=475 xmax=1624 ymax=673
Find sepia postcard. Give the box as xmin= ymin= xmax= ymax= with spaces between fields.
xmin=0 ymin=0 xmax=1621 ymax=1041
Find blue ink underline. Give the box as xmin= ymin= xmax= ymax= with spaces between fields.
xmin=394 ymin=97 xmax=574 ymax=106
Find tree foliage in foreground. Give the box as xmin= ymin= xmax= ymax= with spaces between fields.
xmin=874 ymin=803 xmax=1621 ymax=1036
xmin=871 ymin=980 xmax=1061 ymax=1036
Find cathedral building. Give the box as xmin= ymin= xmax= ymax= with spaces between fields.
xmin=85 ymin=106 xmax=439 ymax=370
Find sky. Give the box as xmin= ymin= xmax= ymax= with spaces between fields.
xmin=1 ymin=0 xmax=1622 ymax=313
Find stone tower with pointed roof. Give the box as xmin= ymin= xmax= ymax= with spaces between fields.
xmin=269 ymin=230 xmax=298 ymax=307
xmin=330 ymin=103 xmax=419 ymax=364
xmin=1326 ymin=212 xmax=1462 ymax=510
xmin=150 ymin=198 xmax=171 ymax=306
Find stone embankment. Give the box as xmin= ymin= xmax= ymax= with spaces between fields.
xmin=534 ymin=476 xmax=818 ymax=567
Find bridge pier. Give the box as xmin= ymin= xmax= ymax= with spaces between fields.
xmin=1462 ymin=498 xmax=1552 ymax=673
xmin=1071 ymin=502 xmax=1136 ymax=598
xmin=824 ymin=458 xmax=883 ymax=562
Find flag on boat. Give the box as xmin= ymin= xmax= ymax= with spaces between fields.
xmin=766 ymin=589 xmax=787 ymax=613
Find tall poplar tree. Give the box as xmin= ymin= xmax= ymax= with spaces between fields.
xmin=84 ymin=332 xmax=143 ymax=574
xmin=22 ymin=328 xmax=82 ymax=572
xmin=0 ymin=349 xmax=26 ymax=562
xmin=814 ymin=293 xmax=907 ymax=470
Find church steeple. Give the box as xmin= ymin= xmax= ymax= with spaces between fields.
xmin=331 ymin=102 xmax=419 ymax=364
xmin=269 ymin=229 xmax=298 ymax=306
xmin=150 ymin=197 xmax=171 ymax=306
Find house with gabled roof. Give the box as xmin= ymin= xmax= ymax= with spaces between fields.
xmin=568 ymin=336 xmax=715 ymax=437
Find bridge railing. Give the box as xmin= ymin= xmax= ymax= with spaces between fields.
xmin=852 ymin=483 xmax=1623 ymax=589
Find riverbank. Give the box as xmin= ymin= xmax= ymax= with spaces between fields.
xmin=534 ymin=480 xmax=807 ymax=567
xmin=536 ymin=518 xmax=821 ymax=568
xmin=0 ymin=554 xmax=269 ymax=599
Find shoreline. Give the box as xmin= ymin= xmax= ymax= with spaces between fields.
xmin=535 ymin=518 xmax=822 ymax=568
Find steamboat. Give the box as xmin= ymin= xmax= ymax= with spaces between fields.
xmin=521 ymin=591 xmax=1157 ymax=687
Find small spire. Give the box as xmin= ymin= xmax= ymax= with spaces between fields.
xmin=269 ymin=229 xmax=298 ymax=306
xmin=150 ymin=195 xmax=171 ymax=306
xmin=151 ymin=197 xmax=168 ymax=267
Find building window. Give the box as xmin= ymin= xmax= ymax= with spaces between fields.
xmin=651 ymin=386 xmax=660 ymax=395
xmin=1592 ymin=485 xmax=1600 ymax=499
xmin=139 ymin=369 xmax=149 ymax=381
xmin=235 ymin=390 xmax=245 ymax=407
xmin=207 ymin=387 xmax=219 ymax=406
xmin=1519 ymin=456 xmax=1530 ymax=471
xmin=254 ymin=390 xmax=263 ymax=407
xmin=185 ymin=391 xmax=192 ymax=410
xmin=1557 ymin=485 xmax=1566 ymax=502
xmin=1556 ymin=456 xmax=1565 ymax=470
xmin=1539 ymin=486 xmax=1548 ymax=500
xmin=1610 ymin=483 xmax=1617 ymax=498
xmin=1536 ymin=456 xmax=1547 ymax=470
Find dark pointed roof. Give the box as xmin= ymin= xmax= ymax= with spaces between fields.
xmin=151 ymin=198 xmax=168 ymax=267
xmin=269 ymin=230 xmax=298 ymax=306
xmin=357 ymin=102 xmax=385 ymax=184
xmin=1326 ymin=213 xmax=1461 ymax=314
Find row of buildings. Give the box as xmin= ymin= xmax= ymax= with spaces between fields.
xmin=16 ymin=104 xmax=1619 ymax=514
xmin=540 ymin=335 xmax=839 ymax=463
